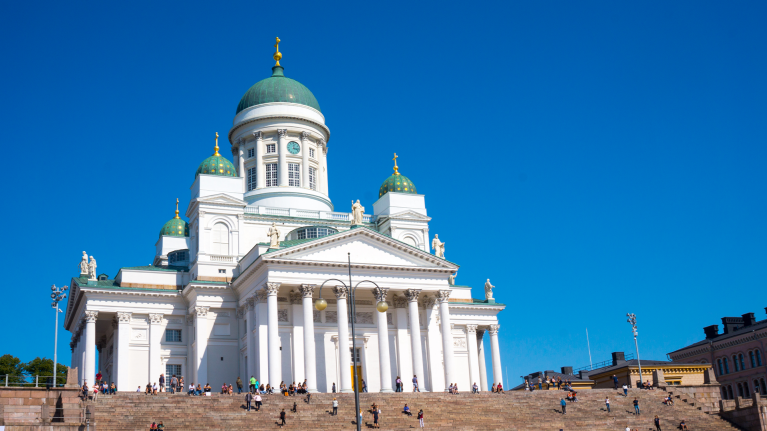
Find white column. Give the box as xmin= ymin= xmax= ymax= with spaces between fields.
xmin=299 ymin=285 xmax=318 ymax=392
xmin=255 ymin=291 xmax=269 ymax=382
xmin=477 ymin=330 xmax=488 ymax=391
xmin=84 ymin=311 xmax=98 ymax=386
xmin=116 ymin=312 xmax=131 ymax=390
xmin=149 ymin=314 xmax=164 ymax=386
xmin=438 ymin=290 xmax=456 ymax=391
xmin=334 ymin=286 xmax=352 ymax=393
xmin=319 ymin=139 xmax=329 ymax=195
xmin=246 ymin=297 xmax=257 ymax=380
xmin=290 ymin=291 xmax=305 ymax=384
xmin=374 ymin=287 xmax=393 ymax=392
xmin=465 ymin=325 xmax=481 ymax=392
xmin=405 ymin=289 xmax=425 ymax=390
xmin=237 ymin=140 xmax=245 ymax=178
xmin=277 ymin=129 xmax=288 ymax=186
xmin=194 ymin=307 xmax=209 ymax=385
xmin=265 ymin=282 xmax=282 ymax=387
xmin=110 ymin=321 xmax=118 ymax=385
xmin=78 ymin=325 xmax=85 ymax=385
xmin=253 ymin=131 xmax=264 ymax=189
xmin=300 ymin=132 xmax=310 ymax=189
xmin=393 ymin=297 xmax=413 ymax=391
xmin=186 ymin=314 xmax=194 ymax=385
xmin=424 ymin=297 xmax=442 ymax=391
xmin=488 ymin=324 xmax=502 ymax=387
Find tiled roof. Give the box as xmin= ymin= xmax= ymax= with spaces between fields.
xmin=668 ymin=318 xmax=767 ymax=355
xmin=511 ymin=370 xmax=593 ymax=390
xmin=586 ymin=359 xmax=700 ymax=377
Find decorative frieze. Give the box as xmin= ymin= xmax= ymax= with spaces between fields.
xmin=326 ymin=311 xmax=338 ymax=323
xmin=393 ymin=295 xmax=407 ymax=309
xmin=289 ymin=291 xmax=302 ymax=304
xmin=356 ymin=312 xmax=374 ymax=324
xmin=278 ymin=309 xmax=289 ymax=322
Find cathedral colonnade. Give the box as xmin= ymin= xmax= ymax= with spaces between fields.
xmin=70 ymin=287 xmax=504 ymax=393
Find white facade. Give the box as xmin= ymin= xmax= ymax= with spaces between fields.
xmin=64 ymin=62 xmax=505 ymax=393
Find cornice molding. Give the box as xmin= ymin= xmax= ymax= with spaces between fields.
xmin=229 ymin=115 xmax=331 ymax=145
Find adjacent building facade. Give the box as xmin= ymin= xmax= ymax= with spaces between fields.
xmin=64 ymin=46 xmax=505 ymax=394
xmin=668 ymin=310 xmax=767 ymax=400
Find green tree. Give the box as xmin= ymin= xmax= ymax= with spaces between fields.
xmin=0 ymin=354 xmax=24 ymax=384
xmin=23 ymin=357 xmax=68 ymax=386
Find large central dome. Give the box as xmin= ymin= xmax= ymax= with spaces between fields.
xmin=236 ymin=66 xmax=320 ymax=114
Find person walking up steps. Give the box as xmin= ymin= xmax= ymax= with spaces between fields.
xmin=612 ymin=374 xmax=619 ymax=390
xmin=633 ymin=398 xmax=640 ymax=415
xmin=245 ymin=391 xmax=253 ymax=412
xmin=412 ymin=375 xmax=421 ymax=392
xmin=332 ymin=398 xmax=338 ymax=416
xmin=279 ymin=409 xmax=286 ymax=427
xmin=560 ymin=398 xmax=567 ymax=414
xmin=654 ymin=415 xmax=661 ymax=431
xmin=605 ymin=397 xmax=611 ymax=413
xmin=418 ymin=409 xmax=424 ymax=428
xmin=249 ymin=376 xmax=256 ymax=393
xmin=623 ymin=384 xmax=628 ymax=396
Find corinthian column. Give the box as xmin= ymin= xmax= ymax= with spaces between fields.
xmin=246 ymin=297 xmax=256 ymax=379
xmin=300 ymin=131 xmax=310 ymax=189
xmin=265 ymin=282 xmax=282 ymax=387
xmin=149 ymin=313 xmax=164 ymax=386
xmin=374 ymin=287 xmax=393 ymax=392
xmin=318 ymin=139 xmax=328 ymax=195
xmin=405 ymin=289 xmax=425 ymax=391
xmin=465 ymin=324 xmax=481 ymax=391
xmin=194 ymin=307 xmax=209 ymax=385
xmin=300 ymin=284 xmax=318 ymax=392
xmin=334 ymin=285 xmax=352 ymax=393
xmin=253 ymin=131 xmax=264 ymax=189
xmin=437 ymin=290 xmax=456 ymax=391
xmin=277 ymin=129 xmax=288 ymax=186
xmin=84 ymin=311 xmax=98 ymax=386
xmin=488 ymin=324 xmax=503 ymax=387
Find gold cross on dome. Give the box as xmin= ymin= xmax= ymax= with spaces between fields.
xmin=174 ymin=198 xmax=180 ymax=219
xmin=273 ymin=37 xmax=282 ymax=66
xmin=213 ymin=132 xmax=220 ymax=156
xmin=393 ymin=153 xmax=399 ymax=174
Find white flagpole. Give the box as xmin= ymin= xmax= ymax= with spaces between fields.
xmin=586 ymin=328 xmax=593 ymax=369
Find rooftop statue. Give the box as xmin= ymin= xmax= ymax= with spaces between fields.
xmin=88 ymin=256 xmax=97 ymax=281
xmin=79 ymin=251 xmax=89 ymax=276
xmin=268 ymin=222 xmax=281 ymax=248
xmin=432 ymin=234 xmax=445 ymax=258
xmin=484 ymin=279 xmax=495 ymax=301
xmin=351 ymin=200 xmax=365 ymax=225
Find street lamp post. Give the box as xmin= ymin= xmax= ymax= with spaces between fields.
xmin=626 ymin=313 xmax=642 ymax=387
xmin=314 ymin=253 xmax=388 ymax=431
xmin=51 ymin=284 xmax=67 ymax=387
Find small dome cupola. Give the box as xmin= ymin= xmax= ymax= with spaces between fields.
xmin=236 ymin=37 xmax=321 ymax=114
xmin=159 ymin=199 xmax=190 ymax=238
xmin=196 ymin=132 xmax=237 ymax=178
xmin=379 ymin=153 xmax=418 ymax=198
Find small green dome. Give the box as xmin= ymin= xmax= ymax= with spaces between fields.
xmin=379 ymin=172 xmax=417 ymax=198
xmin=160 ymin=217 xmax=189 ymax=238
xmin=236 ymin=66 xmax=320 ymax=114
xmin=196 ymin=154 xmax=237 ymax=178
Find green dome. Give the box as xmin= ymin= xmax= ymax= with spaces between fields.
xmin=236 ymin=66 xmax=320 ymax=114
xmin=160 ymin=217 xmax=189 ymax=238
xmin=196 ymin=155 xmax=237 ymax=177
xmin=379 ymin=172 xmax=418 ymax=198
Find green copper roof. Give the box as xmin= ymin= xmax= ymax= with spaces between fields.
xmin=159 ymin=217 xmax=189 ymax=238
xmin=196 ymin=154 xmax=237 ymax=178
xmin=236 ymin=66 xmax=321 ymax=114
xmin=379 ymin=173 xmax=417 ymax=198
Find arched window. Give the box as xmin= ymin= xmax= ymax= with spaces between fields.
xmin=718 ymin=359 xmax=724 ymax=376
xmin=757 ymin=350 xmax=762 ymax=366
xmin=727 ymin=385 xmax=733 ymax=399
xmin=739 ymin=353 xmax=745 ymax=370
xmin=750 ymin=351 xmax=756 ymax=368
xmin=723 ymin=357 xmax=730 ymax=374
xmin=737 ymin=383 xmax=743 ymax=397
xmin=744 ymin=381 xmax=750 ymax=397
xmin=733 ymin=355 xmax=739 ymax=372
xmin=761 ymin=378 xmax=766 ymax=395
xmin=721 ymin=387 xmax=728 ymax=400
xmin=211 ymin=223 xmax=229 ymax=255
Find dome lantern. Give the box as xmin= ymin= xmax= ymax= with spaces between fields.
xmin=159 ymin=198 xmax=189 ymax=238
xmin=379 ymin=153 xmax=418 ymax=198
xmin=196 ymin=132 xmax=237 ymax=178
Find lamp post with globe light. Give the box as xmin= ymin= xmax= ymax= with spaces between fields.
xmin=314 ymin=253 xmax=388 ymax=431
xmin=51 ymin=284 xmax=67 ymax=387
xmin=627 ymin=313 xmax=643 ymax=387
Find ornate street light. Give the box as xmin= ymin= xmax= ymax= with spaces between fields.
xmin=315 ymin=253 xmax=388 ymax=431
xmin=51 ymin=284 xmax=67 ymax=387
xmin=626 ymin=313 xmax=643 ymax=387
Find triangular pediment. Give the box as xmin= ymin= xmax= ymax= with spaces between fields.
xmin=265 ymin=228 xmax=455 ymax=269
xmin=195 ymin=194 xmax=246 ymax=206
xmin=387 ymin=210 xmax=431 ymax=221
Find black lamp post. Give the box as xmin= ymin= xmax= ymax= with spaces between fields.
xmin=314 ymin=253 xmax=388 ymax=431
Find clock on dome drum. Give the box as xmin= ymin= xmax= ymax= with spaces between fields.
xmin=287 ymin=141 xmax=300 ymax=154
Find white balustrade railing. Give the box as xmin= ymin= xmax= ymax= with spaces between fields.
xmin=241 ymin=206 xmax=375 ymax=223
xmin=210 ymin=255 xmax=234 ymax=263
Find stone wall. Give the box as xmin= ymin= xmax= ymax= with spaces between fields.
xmin=665 ymin=384 xmax=722 ymax=413
xmin=719 ymin=392 xmax=767 ymax=431
xmin=0 ymin=387 xmax=82 ymax=429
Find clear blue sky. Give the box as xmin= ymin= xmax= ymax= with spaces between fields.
xmin=1 ymin=0 xmax=765 ymax=387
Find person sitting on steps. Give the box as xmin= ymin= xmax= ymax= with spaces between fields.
xmin=403 ymin=404 xmax=412 ymax=416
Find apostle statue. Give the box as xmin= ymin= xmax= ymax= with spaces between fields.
xmin=88 ymin=256 xmax=98 ymax=281
xmin=79 ymin=251 xmax=89 ymax=276
xmin=484 ymin=279 xmax=495 ymax=301
xmin=448 ymin=272 xmax=456 ymax=286
xmin=351 ymin=200 xmax=365 ymax=225
xmin=268 ymin=222 xmax=281 ymax=248
xmin=432 ymin=234 xmax=445 ymax=258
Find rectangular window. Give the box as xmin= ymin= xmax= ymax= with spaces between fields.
xmin=247 ymin=167 xmax=257 ymax=191
xmin=266 ymin=143 xmax=276 ymax=154
xmin=309 ymin=167 xmax=317 ymax=191
xmin=247 ymin=148 xmax=255 ymax=158
xmin=309 ymin=148 xmax=315 ymax=159
xmin=166 ymin=364 xmax=182 ymax=377
xmin=266 ymin=163 xmax=278 ymax=187
xmin=218 ymin=269 xmax=226 ymax=274
xmin=288 ymin=163 xmax=300 ymax=186
xmin=165 ymin=329 xmax=182 ymax=343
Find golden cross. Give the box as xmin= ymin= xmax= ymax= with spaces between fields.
xmin=393 ymin=153 xmax=399 ymax=174
xmin=214 ymin=132 xmax=220 ymax=156
xmin=174 ymin=198 xmax=180 ymax=219
xmin=273 ymin=37 xmax=282 ymax=66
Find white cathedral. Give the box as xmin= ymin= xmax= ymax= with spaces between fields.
xmin=64 ymin=41 xmax=505 ymax=394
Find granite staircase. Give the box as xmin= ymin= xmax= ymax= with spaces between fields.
xmin=91 ymin=388 xmax=743 ymax=430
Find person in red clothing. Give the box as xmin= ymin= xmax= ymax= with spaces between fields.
xmin=96 ymin=371 xmax=102 ymax=384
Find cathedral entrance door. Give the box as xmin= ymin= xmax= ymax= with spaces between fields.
xmin=350 ymin=347 xmax=363 ymax=390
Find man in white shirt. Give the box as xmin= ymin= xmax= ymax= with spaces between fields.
xmin=254 ymin=394 xmax=262 ymax=411
xmin=622 ymin=384 xmax=629 ymax=396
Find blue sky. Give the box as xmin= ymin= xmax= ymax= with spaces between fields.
xmin=1 ymin=0 xmax=765 ymax=387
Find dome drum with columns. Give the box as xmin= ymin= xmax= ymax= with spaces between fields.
xmin=63 ymin=39 xmax=505 ymax=395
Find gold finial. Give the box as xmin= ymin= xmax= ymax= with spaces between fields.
xmin=174 ymin=198 xmax=180 ymax=219
xmin=273 ymin=37 xmax=282 ymax=66
xmin=213 ymin=132 xmax=220 ymax=156
xmin=392 ymin=153 xmax=399 ymax=175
